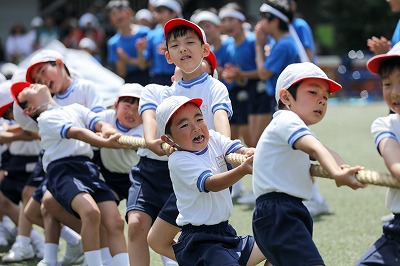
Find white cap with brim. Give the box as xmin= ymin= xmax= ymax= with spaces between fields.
xmin=156 ymin=96 xmax=203 ymax=136
xmin=155 ymin=0 xmax=182 ymax=17
xmin=26 ymin=50 xmax=66 ymax=83
xmin=367 ymin=42 xmax=400 ymax=75
xmin=164 ymin=18 xmax=207 ymax=44
xmin=118 ymin=83 xmax=143 ymax=99
xmin=275 ymin=62 xmax=342 ymax=104
xmin=135 ymin=9 xmax=153 ymax=23
xmin=192 ymin=11 xmax=221 ymax=26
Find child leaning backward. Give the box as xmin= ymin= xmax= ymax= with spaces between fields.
xmin=355 ymin=42 xmax=400 ymax=266
xmin=155 ymin=95 xmax=267 ymax=266
xmin=11 ymin=82 xmax=130 ymax=266
xmin=252 ymin=62 xmax=367 ymax=266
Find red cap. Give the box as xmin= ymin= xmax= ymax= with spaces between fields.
xmin=205 ymin=50 xmax=217 ymax=74
xmin=11 ymin=82 xmax=31 ymax=106
xmin=164 ymin=18 xmax=207 ymax=44
xmin=367 ymin=42 xmax=400 ymax=75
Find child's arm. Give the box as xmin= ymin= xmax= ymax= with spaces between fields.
xmin=94 ymin=120 xmax=119 ymax=138
xmin=204 ymin=153 xmax=253 ymax=192
xmin=213 ymin=110 xmax=231 ymax=138
xmin=0 ymin=130 xmax=40 ymax=144
xmin=378 ymin=138 xmax=400 ymax=181
xmin=66 ymin=126 xmax=123 ymax=149
xmin=295 ymin=135 xmax=366 ymax=189
xmin=142 ymin=109 xmax=166 ymax=156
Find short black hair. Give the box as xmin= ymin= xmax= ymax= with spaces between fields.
xmin=263 ymin=0 xmax=293 ymax=31
xmin=378 ymin=58 xmax=400 ymax=79
xmin=117 ymin=96 xmax=139 ymax=105
xmin=277 ymin=81 xmax=300 ymax=109
xmin=165 ymin=26 xmax=204 ymax=49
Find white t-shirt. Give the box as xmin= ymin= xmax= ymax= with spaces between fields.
xmin=253 ymin=110 xmax=315 ymax=200
xmin=97 ymin=109 xmax=142 ymax=173
xmin=164 ymin=72 xmax=233 ymax=128
xmin=137 ymin=83 xmax=169 ymax=161
xmin=371 ymin=114 xmax=400 ymax=213
xmin=169 ymin=130 xmax=243 ymax=226
xmin=38 ymin=104 xmax=100 ymax=171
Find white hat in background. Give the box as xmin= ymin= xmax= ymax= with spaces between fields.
xmin=79 ymin=37 xmax=97 ymax=51
xmin=31 ymin=16 xmax=43 ymax=28
xmin=79 ymin=13 xmax=100 ymax=28
xmin=192 ymin=11 xmax=220 ymax=26
xmin=275 ymin=62 xmax=342 ymax=104
xmin=155 ymin=0 xmax=182 ymax=17
xmin=135 ymin=9 xmax=153 ymax=24
xmin=156 ymin=96 xmax=202 ymax=136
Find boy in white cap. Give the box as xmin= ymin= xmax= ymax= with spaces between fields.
xmin=11 ymin=81 xmax=130 ymax=266
xmin=136 ymin=0 xmax=182 ymax=85
xmin=155 ymin=95 xmax=266 ymax=266
xmin=355 ymin=42 xmax=400 ymax=266
xmin=252 ymin=62 xmax=367 ymax=265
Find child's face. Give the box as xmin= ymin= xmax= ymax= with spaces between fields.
xmin=220 ymin=17 xmax=243 ymax=38
xmin=382 ymin=68 xmax=400 ymax=113
xmin=108 ymin=7 xmax=132 ymax=28
xmin=168 ymin=103 xmax=209 ymax=152
xmin=154 ymin=7 xmax=175 ymax=25
xmin=286 ymin=78 xmax=330 ymax=126
xmin=198 ymin=21 xmax=220 ymax=42
xmin=115 ymin=99 xmax=142 ymax=129
xmin=29 ymin=60 xmax=65 ymax=94
xmin=17 ymin=84 xmax=52 ymax=116
xmin=165 ymin=31 xmax=209 ymax=77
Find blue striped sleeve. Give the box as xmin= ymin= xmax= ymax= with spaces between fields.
xmin=60 ymin=122 xmax=74 ymax=139
xmin=89 ymin=116 xmax=101 ymax=131
xmin=197 ymin=170 xmax=212 ymax=193
xmin=212 ymin=103 xmax=233 ymax=119
xmin=91 ymin=106 xmax=106 ymax=113
xmin=226 ymin=140 xmax=244 ymax=155
xmin=288 ymin=128 xmax=312 ymax=149
xmin=375 ymin=132 xmax=396 ymax=155
xmin=139 ymin=103 xmax=157 ymax=115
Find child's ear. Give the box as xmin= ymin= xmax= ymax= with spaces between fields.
xmin=165 ymin=51 xmax=174 ymax=64
xmin=202 ymin=43 xmax=210 ymax=57
xmin=280 ymin=90 xmax=291 ymax=104
xmin=161 ymin=135 xmax=175 ymax=146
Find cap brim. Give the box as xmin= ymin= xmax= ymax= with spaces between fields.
xmin=164 ymin=18 xmax=204 ymax=42
xmin=0 ymin=102 xmax=12 ymax=117
xmin=11 ymin=82 xmax=31 ymax=105
xmin=165 ymin=97 xmax=203 ymax=129
xmin=292 ymin=76 xmax=342 ymax=94
xmin=118 ymin=93 xmax=141 ymax=99
xmin=366 ymin=54 xmax=400 ymax=75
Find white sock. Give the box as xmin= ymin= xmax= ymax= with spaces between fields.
xmin=43 ymin=243 xmax=58 ymax=265
xmin=16 ymin=235 xmax=31 ymax=246
xmin=310 ymin=182 xmax=325 ymax=204
xmin=161 ymin=255 xmax=178 ymax=265
xmin=101 ymin=247 xmax=114 ymax=266
xmin=30 ymin=229 xmax=44 ymax=245
xmin=112 ymin=253 xmax=129 ymax=266
xmin=2 ymin=216 xmax=15 ymax=232
xmin=85 ymin=250 xmax=103 ymax=266
xmin=60 ymin=226 xmax=81 ymax=245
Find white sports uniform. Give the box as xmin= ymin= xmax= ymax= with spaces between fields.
xmin=169 ymin=130 xmax=242 ymax=226
xmin=371 ymin=114 xmax=400 ymax=213
xmin=37 ymin=104 xmax=100 ymax=171
xmin=164 ymin=72 xmax=233 ymax=127
xmin=97 ymin=109 xmax=143 ymax=173
xmin=253 ymin=110 xmax=316 ymax=200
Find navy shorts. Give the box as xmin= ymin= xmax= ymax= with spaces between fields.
xmin=125 ymin=70 xmax=150 ymax=86
xmin=158 ymin=192 xmax=179 ymax=227
xmin=229 ymin=86 xmax=249 ymax=125
xmin=252 ymin=192 xmax=324 ymax=266
xmin=126 ymin=157 xmax=173 ymax=222
xmin=355 ymin=214 xmax=400 ymax=266
xmin=150 ymin=74 xmax=172 ymax=86
xmin=0 ymin=154 xmax=39 ymax=204
xmin=32 ymin=179 xmax=48 ymax=203
xmin=46 ymin=156 xmax=118 ymax=219
xmin=248 ymin=80 xmax=275 ymax=114
xmin=25 ymin=154 xmax=46 ymax=188
xmin=99 ymin=160 xmax=131 ymax=201
xmin=173 ymin=221 xmax=254 ymax=266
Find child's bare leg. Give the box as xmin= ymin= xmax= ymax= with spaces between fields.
xmin=127 ymin=210 xmax=153 ymax=266
xmin=24 ymin=197 xmax=43 ymax=227
xmin=42 ymin=190 xmax=81 ymax=233
xmin=98 ymin=201 xmax=126 ymax=255
xmin=0 ymin=191 xmax=20 ymax=224
xmin=71 ymin=193 xmax=101 ymax=252
xmin=247 ymin=242 xmax=268 ymax=266
xmin=148 ymin=217 xmax=179 ymax=261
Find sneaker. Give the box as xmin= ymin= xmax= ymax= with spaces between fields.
xmin=31 ymin=236 xmax=45 ymax=259
xmin=303 ymin=199 xmax=331 ymax=218
xmin=37 ymin=259 xmax=61 ymax=266
xmin=237 ymin=191 xmax=257 ymax=205
xmin=381 ymin=213 xmax=395 ymax=223
xmin=59 ymin=241 xmax=85 ymax=266
xmin=0 ymin=222 xmax=9 ymax=247
xmin=1 ymin=242 xmax=35 ymax=262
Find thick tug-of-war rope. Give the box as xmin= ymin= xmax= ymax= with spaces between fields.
xmin=118 ymin=136 xmax=400 ymax=189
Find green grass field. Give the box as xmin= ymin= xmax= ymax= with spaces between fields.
xmin=0 ymin=101 xmax=391 ymax=266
